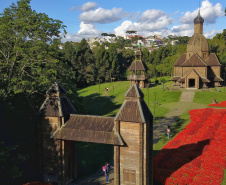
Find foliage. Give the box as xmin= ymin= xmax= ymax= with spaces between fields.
xmin=0 ymin=0 xmax=79 ymax=183
xmin=126 ymin=30 xmax=137 ymax=35
xmin=0 ymin=141 xmax=28 ymax=182
xmin=208 ymin=30 xmax=226 ymax=72
xmin=0 ymin=0 xmax=67 ymax=97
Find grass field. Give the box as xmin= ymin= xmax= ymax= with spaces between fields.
xmin=76 ymin=80 xmax=226 ymax=181
xmin=78 ymin=80 xmax=182 ymax=119
xmin=194 ymin=89 xmax=226 ymax=105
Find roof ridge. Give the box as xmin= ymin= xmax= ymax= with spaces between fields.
xmin=71 ymin=114 xmax=114 ymax=118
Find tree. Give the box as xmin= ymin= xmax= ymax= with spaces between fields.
xmin=0 ymin=141 xmax=28 ymax=182
xmin=0 ymin=0 xmax=66 ymax=97
xmin=101 ymin=33 xmax=108 ymax=39
xmin=126 ymin=30 xmax=137 ymax=35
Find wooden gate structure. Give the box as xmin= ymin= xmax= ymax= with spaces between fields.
xmin=38 ymin=81 xmax=153 ymax=185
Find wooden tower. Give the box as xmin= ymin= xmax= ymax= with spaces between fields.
xmin=39 ymin=82 xmax=153 ymax=184
xmin=38 ymin=81 xmax=77 ymax=183
xmin=114 ymin=84 xmax=153 ymax=185
xmin=128 ymin=49 xmax=149 ymax=88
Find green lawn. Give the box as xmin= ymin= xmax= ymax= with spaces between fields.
xmin=77 ymin=80 xmax=226 ymax=181
xmin=78 ymin=80 xmax=181 ymax=119
xmin=194 ymin=89 xmax=226 ymax=105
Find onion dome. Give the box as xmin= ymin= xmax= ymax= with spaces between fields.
xmin=194 ymin=10 xmax=204 ymax=24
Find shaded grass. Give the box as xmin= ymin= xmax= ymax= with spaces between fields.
xmin=153 ymin=111 xmax=191 ymax=156
xmin=77 ymin=142 xmax=113 ymax=178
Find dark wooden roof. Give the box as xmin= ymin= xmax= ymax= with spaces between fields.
xmin=201 ymin=77 xmax=210 ymax=83
xmin=53 ymin=115 xmax=123 ymax=145
xmin=38 ymin=96 xmax=77 ymax=117
xmin=178 ymin=77 xmax=185 ymax=83
xmin=124 ymin=84 xmax=144 ymax=99
xmin=171 ymin=76 xmax=181 ymax=81
xmin=46 ymin=81 xmax=67 ymax=96
xmin=61 ymin=97 xmax=77 ymax=116
xmin=115 ymin=84 xmax=153 ymax=123
xmin=38 ymin=81 xmax=77 ymax=117
xmin=214 ymin=77 xmax=223 ymax=82
xmin=181 ymin=53 xmax=207 ymax=67
xmin=129 ymin=60 xmax=148 ymax=71
xmin=174 ymin=53 xmax=186 ymax=66
xmin=206 ymin=53 xmax=221 ymax=66
xmin=194 ymin=11 xmax=204 ymax=24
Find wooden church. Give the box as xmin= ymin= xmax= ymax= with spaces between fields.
xmin=172 ymin=11 xmax=223 ymax=89
xmin=38 ymin=81 xmax=153 ymax=185
xmin=127 ymin=49 xmax=149 ymax=88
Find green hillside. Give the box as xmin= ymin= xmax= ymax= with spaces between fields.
xmin=78 ymin=80 xmax=182 ymax=119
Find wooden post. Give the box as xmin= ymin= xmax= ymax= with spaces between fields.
xmin=114 ymin=120 xmax=120 ymax=185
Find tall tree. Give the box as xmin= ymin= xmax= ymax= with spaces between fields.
xmin=0 ymin=0 xmax=66 ymax=97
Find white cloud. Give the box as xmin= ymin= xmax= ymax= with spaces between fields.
xmin=114 ymin=9 xmax=174 ymax=37
xmin=60 ymin=33 xmax=79 ymax=42
xmin=79 ymin=7 xmax=123 ymax=24
xmin=179 ymin=0 xmax=224 ymax=24
xmin=204 ymin=29 xmax=223 ymax=38
xmin=114 ymin=20 xmax=134 ymax=36
xmin=80 ymin=2 xmax=98 ymax=12
xmin=77 ymin=22 xmax=101 ymax=36
xmin=170 ymin=24 xmax=193 ymax=36
xmin=139 ymin=9 xmax=165 ymax=22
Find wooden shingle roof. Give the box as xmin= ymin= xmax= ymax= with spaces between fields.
xmin=129 ymin=60 xmax=148 ymax=71
xmin=206 ymin=53 xmax=221 ymax=66
xmin=181 ymin=53 xmax=207 ymax=67
xmin=115 ymin=84 xmax=153 ymax=123
xmin=46 ymin=81 xmax=67 ymax=96
xmin=38 ymin=81 xmax=77 ymax=117
xmin=174 ymin=53 xmax=186 ymax=66
xmin=53 ymin=115 xmax=123 ymax=145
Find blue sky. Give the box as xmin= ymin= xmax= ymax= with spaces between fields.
xmin=1 ymin=0 xmax=225 ymax=42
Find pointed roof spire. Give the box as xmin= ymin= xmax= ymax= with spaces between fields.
xmin=194 ymin=9 xmax=204 ymax=24
xmin=38 ymin=81 xmax=77 ymax=118
xmin=115 ymin=84 xmax=153 ymax=123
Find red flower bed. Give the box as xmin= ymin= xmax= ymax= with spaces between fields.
xmin=209 ymin=101 xmax=226 ymax=107
xmin=153 ymin=108 xmax=226 ymax=185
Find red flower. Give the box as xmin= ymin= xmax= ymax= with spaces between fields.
xmin=153 ymin=108 xmax=226 ymax=185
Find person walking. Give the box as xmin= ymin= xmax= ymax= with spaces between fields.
xmin=105 ymin=162 xmax=110 ymax=183
xmin=167 ymin=126 xmax=170 ymax=139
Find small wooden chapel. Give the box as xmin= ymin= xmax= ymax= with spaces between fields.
xmin=171 ymin=11 xmax=223 ymax=89
xmin=38 ymin=81 xmax=153 ymax=185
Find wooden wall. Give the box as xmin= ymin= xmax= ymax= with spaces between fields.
xmin=40 ymin=116 xmax=62 ymax=183
xmin=117 ymin=120 xmax=153 ymax=185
